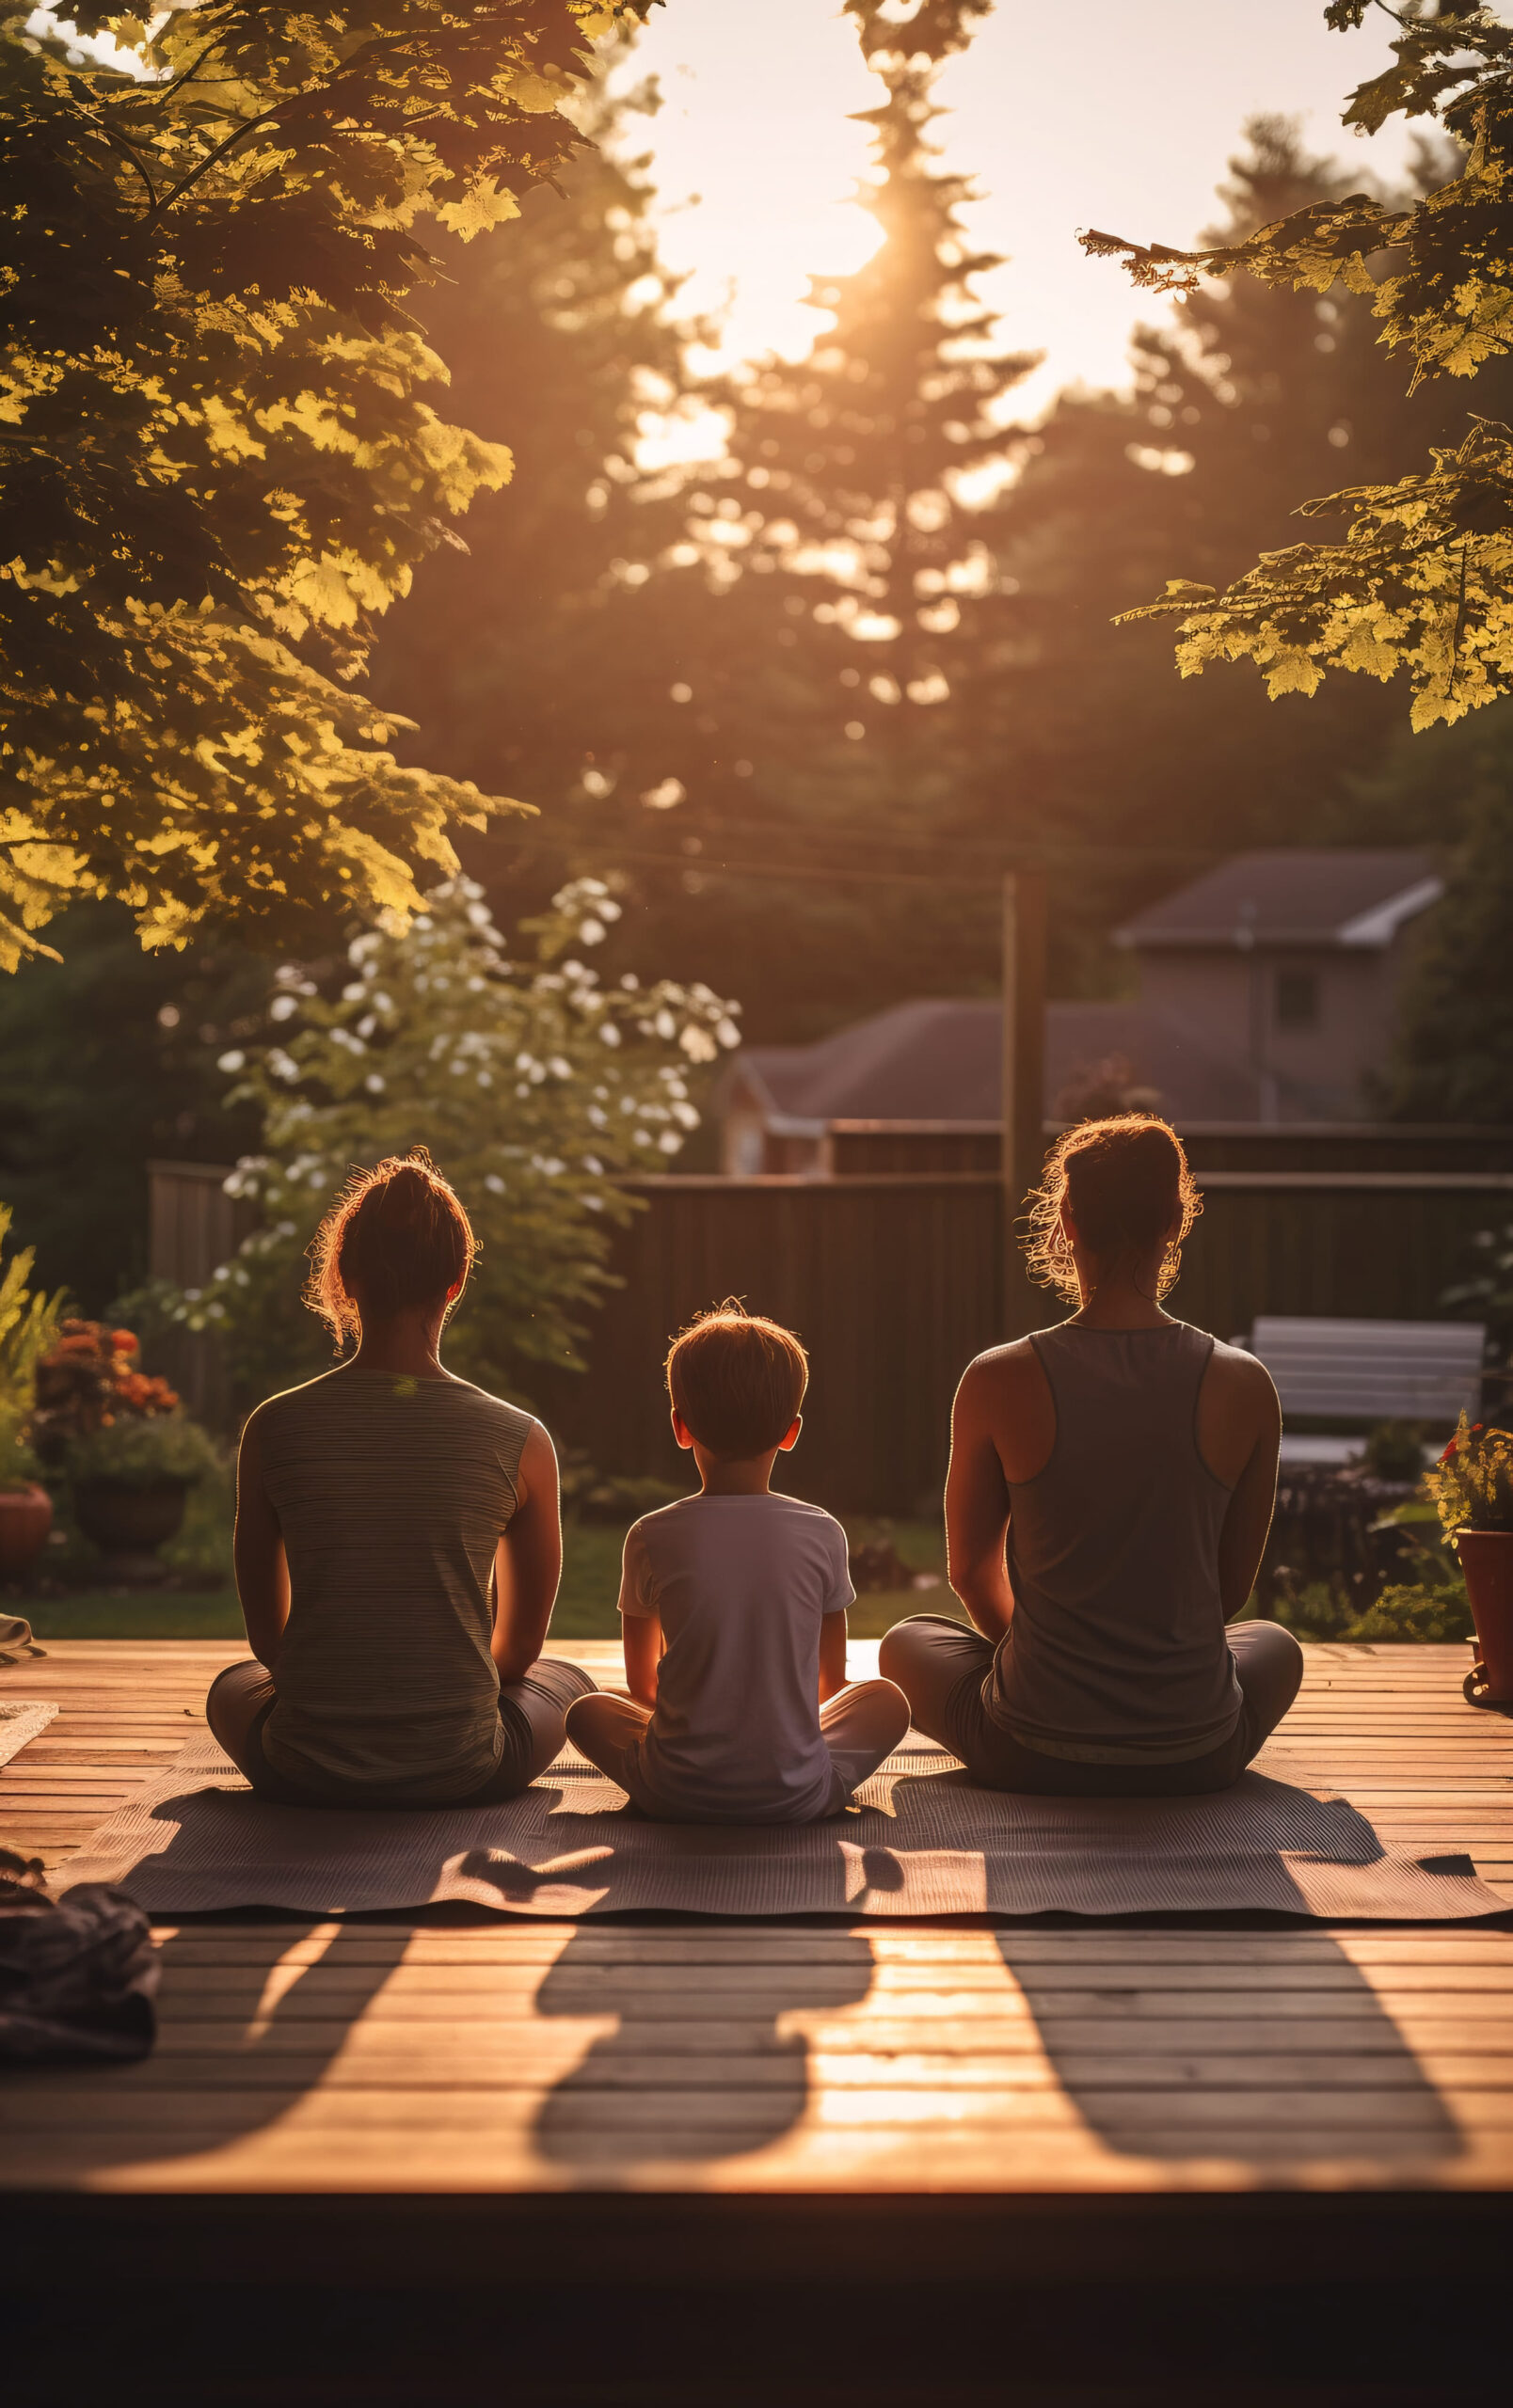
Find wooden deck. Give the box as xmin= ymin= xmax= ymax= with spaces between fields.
xmin=4 ymin=1638 xmax=1513 ymax=2402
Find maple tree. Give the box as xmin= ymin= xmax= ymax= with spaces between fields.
xmin=0 ymin=1 xmax=649 ymax=972
xmin=1081 ymin=3 xmax=1513 ymax=729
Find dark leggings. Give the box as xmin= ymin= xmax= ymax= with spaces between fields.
xmin=878 ymin=1615 xmax=1305 ymax=1797
xmin=204 ymin=1656 xmax=597 ymax=1809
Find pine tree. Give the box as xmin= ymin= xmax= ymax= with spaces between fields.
xmin=369 ymin=71 xmax=704 ymax=821
xmin=559 ymin=0 xmax=1035 ymax=1039
xmin=1384 ymin=766 xmax=1513 ymax=1122
xmin=990 ymin=118 xmax=1513 ymax=971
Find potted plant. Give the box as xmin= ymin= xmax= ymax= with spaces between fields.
xmin=31 ymin=1322 xmax=218 ymax=1585
xmin=1424 ymin=1415 xmax=1513 ymax=1705
xmin=0 ymin=1407 xmax=52 ymax=1584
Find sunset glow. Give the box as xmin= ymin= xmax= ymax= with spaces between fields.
xmin=625 ymin=0 xmax=1424 ymax=416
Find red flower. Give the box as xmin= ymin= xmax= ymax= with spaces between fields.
xmin=112 ymin=1330 xmax=139 ymax=1354
xmin=1440 ymin=1441 xmax=1458 ymax=1463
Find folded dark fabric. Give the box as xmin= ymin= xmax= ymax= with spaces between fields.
xmin=0 ymin=1612 xmax=45 ymax=1667
xmin=0 ymin=1852 xmax=158 ymax=2063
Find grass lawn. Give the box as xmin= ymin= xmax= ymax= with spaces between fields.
xmin=19 ymin=1494 xmax=961 ymax=1646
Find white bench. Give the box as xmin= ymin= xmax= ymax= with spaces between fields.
xmin=1242 ymin=1316 xmax=1486 ymax=1466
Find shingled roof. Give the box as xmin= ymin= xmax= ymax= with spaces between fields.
xmin=1116 ymin=849 xmax=1441 ymax=950
xmin=727 ymin=998 xmax=1306 ymax=1131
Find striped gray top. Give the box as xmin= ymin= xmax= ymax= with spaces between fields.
xmin=990 ymin=1322 xmax=1243 ymax=1765
xmin=253 ymin=1367 xmax=533 ymax=1801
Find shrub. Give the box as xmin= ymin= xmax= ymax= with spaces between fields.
xmin=1362 ymin=1420 xmax=1426 ymax=1481
xmin=166 ymin=876 xmax=739 ymax=1406
xmin=63 ymin=1413 xmax=221 ymax=1492
xmin=1266 ymin=1575 xmax=1473 ymax=1644
xmin=0 ymin=1203 xmax=61 ymax=1423
xmin=1344 ymin=1584 xmax=1475 ymax=1644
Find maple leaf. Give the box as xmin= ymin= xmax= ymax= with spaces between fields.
xmin=0 ymin=2 xmax=656 ymax=962
xmin=1084 ymin=4 xmax=1513 ymax=724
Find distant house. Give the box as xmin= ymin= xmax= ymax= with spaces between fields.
xmin=716 ymin=849 xmax=1442 ymax=1175
xmin=1116 ymin=848 xmax=1442 ymax=1125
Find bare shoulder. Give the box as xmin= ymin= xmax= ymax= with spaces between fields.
xmin=236 ymin=1399 xmax=272 ymax=1457
xmin=1204 ymin=1336 xmax=1280 ymax=1416
xmin=1196 ymin=1338 xmax=1280 ymax=1487
xmin=517 ymin=1417 xmax=557 ymax=1496
xmin=957 ymin=1338 xmax=1041 ymax=1407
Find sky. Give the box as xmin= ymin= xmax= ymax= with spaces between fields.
xmin=621 ymin=0 xmax=1425 ymax=420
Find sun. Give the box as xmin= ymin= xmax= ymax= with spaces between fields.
xmin=612 ymin=0 xmax=885 ymax=372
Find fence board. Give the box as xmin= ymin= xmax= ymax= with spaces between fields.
xmin=143 ymin=1159 xmax=1512 ymax=1505
xmin=542 ymin=1173 xmax=1510 ymax=1513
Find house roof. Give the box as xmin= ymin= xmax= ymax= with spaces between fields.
xmin=1115 ymin=849 xmax=1441 ymax=950
xmin=725 ymin=998 xmax=1310 ymax=1132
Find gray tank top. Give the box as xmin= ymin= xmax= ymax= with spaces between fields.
xmin=253 ymin=1368 xmax=533 ymax=1800
xmin=989 ymin=1321 xmax=1243 ymax=1764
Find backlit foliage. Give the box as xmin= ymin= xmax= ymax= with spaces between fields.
xmin=1081 ymin=4 xmax=1513 ymax=726
xmin=175 ymin=875 xmax=739 ymax=1401
xmin=0 ymin=2 xmax=649 ymax=968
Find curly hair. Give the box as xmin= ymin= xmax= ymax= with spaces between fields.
xmin=305 ymin=1148 xmax=477 ymax=1350
xmin=1023 ymin=1114 xmax=1202 ymax=1306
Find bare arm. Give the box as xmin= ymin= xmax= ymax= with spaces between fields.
xmin=622 ymin=1612 xmax=662 ymax=1710
xmin=818 ymin=1610 xmax=848 ymax=1702
xmin=233 ymin=1412 xmax=289 ymax=1671
xmin=491 ymin=1420 xmax=563 ymax=1683
xmin=1216 ymin=1370 xmax=1282 ymax=1622
xmin=944 ymin=1361 xmax=1016 ymax=1640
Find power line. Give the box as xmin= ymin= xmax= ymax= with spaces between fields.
xmin=486 ymin=828 xmax=1222 ymax=895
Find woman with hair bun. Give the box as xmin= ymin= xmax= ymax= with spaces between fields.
xmin=882 ymin=1115 xmax=1302 ymax=1794
xmin=205 ymin=1149 xmax=595 ymax=1806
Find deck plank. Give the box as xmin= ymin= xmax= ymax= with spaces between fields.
xmin=1 ymin=1637 xmax=1511 ymax=2201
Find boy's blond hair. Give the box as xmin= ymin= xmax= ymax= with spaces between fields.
xmin=665 ymin=1300 xmax=808 ymax=1460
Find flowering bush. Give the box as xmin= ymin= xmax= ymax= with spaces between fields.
xmin=30 ymin=1323 xmax=180 ymax=1462
xmin=170 ymin=877 xmax=741 ymax=1403
xmin=1424 ymin=1414 xmax=1513 ymax=1536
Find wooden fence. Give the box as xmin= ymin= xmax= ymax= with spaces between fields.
xmin=537 ymin=1168 xmax=1513 ymax=1512
xmin=535 ymin=1175 xmax=1003 ymax=1517
xmin=145 ymin=1162 xmax=254 ymax=1428
xmin=144 ymin=1155 xmax=1513 ymax=1509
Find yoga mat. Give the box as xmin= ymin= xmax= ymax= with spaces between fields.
xmin=57 ymin=1735 xmax=1505 ymax=1920
xmin=0 ymin=1700 xmax=58 ymax=1769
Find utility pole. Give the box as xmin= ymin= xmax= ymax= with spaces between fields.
xmin=1001 ymin=870 xmax=1047 ymax=1336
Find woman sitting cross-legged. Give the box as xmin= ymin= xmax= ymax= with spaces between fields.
xmin=881 ymin=1115 xmax=1302 ymax=1796
xmin=205 ymin=1149 xmax=595 ymax=1808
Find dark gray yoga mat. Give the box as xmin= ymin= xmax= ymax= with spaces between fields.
xmin=57 ymin=1735 xmax=1505 ymax=1919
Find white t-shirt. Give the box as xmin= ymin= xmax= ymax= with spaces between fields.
xmin=617 ymin=1491 xmax=855 ymax=1823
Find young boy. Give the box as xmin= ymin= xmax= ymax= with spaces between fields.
xmin=565 ymin=1304 xmax=911 ymax=1822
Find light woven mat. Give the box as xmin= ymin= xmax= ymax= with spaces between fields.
xmin=0 ymin=1699 xmax=58 ymax=1768
xmin=56 ymin=1735 xmax=1505 ymax=1920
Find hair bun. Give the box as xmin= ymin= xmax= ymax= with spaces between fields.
xmin=1025 ymin=1114 xmax=1202 ymax=1306
xmin=303 ymin=1151 xmax=477 ymax=1350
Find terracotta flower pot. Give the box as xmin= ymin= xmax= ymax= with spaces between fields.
xmin=73 ymin=1476 xmax=189 ymax=1587
xmin=1456 ymin=1528 xmax=1513 ymax=1706
xmin=0 ymin=1484 xmax=53 ymax=1583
